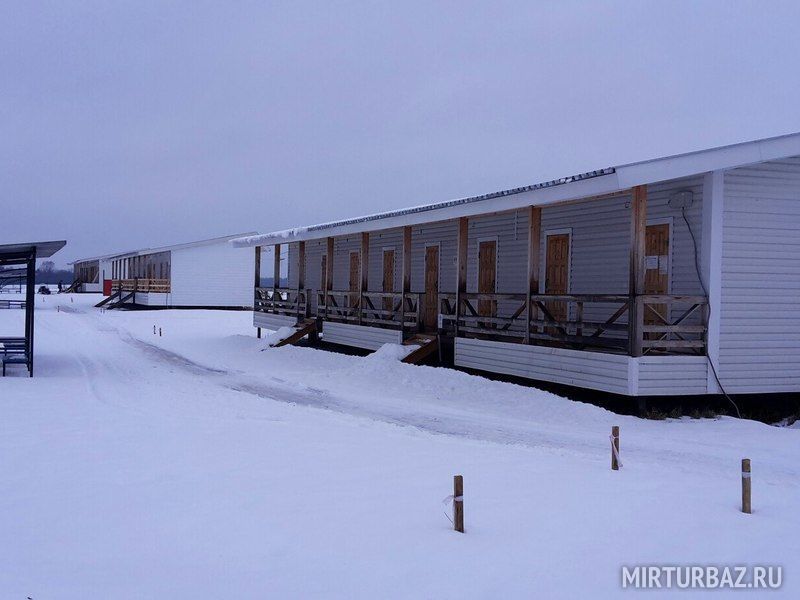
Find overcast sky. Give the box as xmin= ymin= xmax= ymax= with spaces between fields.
xmin=3 ymin=1 xmax=800 ymax=267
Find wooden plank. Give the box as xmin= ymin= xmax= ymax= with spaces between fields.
xmin=254 ymin=246 xmax=261 ymax=289
xmin=526 ymin=206 xmax=542 ymax=344
xmin=629 ymin=185 xmax=647 ymax=356
xmin=400 ymin=226 xmax=412 ymax=338
xmin=359 ymin=232 xmax=369 ymax=325
xmin=273 ymin=243 xmax=281 ymax=315
xmin=455 ymin=217 xmax=468 ymax=338
xmin=325 ymin=237 xmax=334 ymax=319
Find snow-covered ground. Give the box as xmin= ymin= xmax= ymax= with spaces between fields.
xmin=1 ymin=293 xmax=798 ymax=598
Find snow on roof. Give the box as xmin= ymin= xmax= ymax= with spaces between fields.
xmin=232 ymin=130 xmax=800 ymax=247
xmin=71 ymin=233 xmax=258 ymax=264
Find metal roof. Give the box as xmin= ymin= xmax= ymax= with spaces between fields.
xmin=70 ymin=233 xmax=258 ymax=264
xmin=233 ymin=130 xmax=800 ymax=247
xmin=0 ymin=240 xmax=67 ymax=258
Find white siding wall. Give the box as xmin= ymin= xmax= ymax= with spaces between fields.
xmin=635 ymin=356 xmax=708 ymax=395
xmin=455 ymin=337 xmax=631 ymax=394
xmin=170 ymin=243 xmax=254 ymax=307
xmin=720 ymin=158 xmax=800 ymax=393
xmin=254 ymin=312 xmax=297 ymax=330
xmin=322 ymin=322 xmax=402 ymax=350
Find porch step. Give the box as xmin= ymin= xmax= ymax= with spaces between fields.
xmin=105 ymin=291 xmax=135 ymax=310
xmin=270 ymin=318 xmax=318 ymax=348
xmin=401 ymin=333 xmax=439 ymax=364
xmin=94 ymin=289 xmax=121 ymax=308
xmin=61 ymin=279 xmax=81 ymax=294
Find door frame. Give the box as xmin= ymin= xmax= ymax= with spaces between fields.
xmin=423 ymin=242 xmax=442 ymax=285
xmin=646 ymin=217 xmax=674 ymax=294
xmin=540 ymin=228 xmax=572 ymax=294
xmin=423 ymin=242 xmax=441 ymax=331
xmin=381 ymin=246 xmax=397 ymax=291
xmin=474 ymin=236 xmax=499 ymax=292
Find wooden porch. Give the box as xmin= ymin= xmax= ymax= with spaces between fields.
xmin=111 ymin=278 xmax=171 ymax=293
xmin=252 ymin=184 xmax=709 ymax=359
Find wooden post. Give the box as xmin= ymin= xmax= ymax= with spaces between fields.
xmin=741 ymin=458 xmax=751 ymax=514
xmin=453 ymin=475 xmax=464 ymax=533
xmin=297 ymin=241 xmax=306 ymax=318
xmin=325 ymin=237 xmax=334 ymax=320
xmin=273 ymin=243 xmax=281 ymax=289
xmin=628 ymin=186 xmax=647 ymax=357
xmin=359 ymin=232 xmax=369 ymax=325
xmin=526 ymin=207 xmax=542 ymax=343
xmin=611 ymin=425 xmax=620 ymax=470
xmin=254 ymin=246 xmax=262 ymax=336
xmin=455 ymin=217 xmax=468 ymax=338
xmin=401 ymin=226 xmax=411 ymax=338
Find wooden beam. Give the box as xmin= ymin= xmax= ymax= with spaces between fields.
xmin=455 ymin=217 xmax=468 ymax=338
xmin=254 ymin=246 xmax=261 ymax=288
xmin=629 ymin=185 xmax=647 ymax=357
xmin=401 ymin=226 xmax=411 ymax=338
xmin=297 ymin=241 xmax=306 ymax=318
xmin=526 ymin=206 xmax=542 ymax=344
xmin=273 ymin=243 xmax=281 ymax=291
xmin=325 ymin=237 xmax=334 ymax=319
xmin=359 ymin=232 xmax=369 ymax=325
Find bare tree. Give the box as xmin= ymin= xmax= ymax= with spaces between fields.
xmin=40 ymin=260 xmax=55 ymax=273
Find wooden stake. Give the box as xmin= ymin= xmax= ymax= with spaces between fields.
xmin=611 ymin=426 xmax=620 ymax=470
xmin=741 ymin=458 xmax=751 ymax=514
xmin=453 ymin=475 xmax=464 ymax=533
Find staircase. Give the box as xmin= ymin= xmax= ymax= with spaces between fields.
xmin=94 ymin=289 xmax=121 ymax=308
xmin=99 ymin=290 xmax=135 ymax=310
xmin=400 ymin=333 xmax=439 ymax=364
xmin=269 ymin=318 xmax=318 ymax=348
xmin=61 ymin=280 xmax=81 ymax=294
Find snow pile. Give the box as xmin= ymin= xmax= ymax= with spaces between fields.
xmin=262 ymin=326 xmax=297 ymax=346
xmin=365 ymin=343 xmax=416 ymax=361
xmin=2 ymin=295 xmax=798 ymax=598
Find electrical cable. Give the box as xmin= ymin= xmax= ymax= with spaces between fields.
xmin=681 ymin=206 xmax=741 ymax=418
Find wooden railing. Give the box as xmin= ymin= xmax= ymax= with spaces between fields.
xmin=112 ymin=279 xmax=171 ymax=293
xmin=317 ymin=290 xmax=422 ymax=331
xmin=0 ymin=300 xmax=26 ymax=309
xmin=255 ymin=287 xmax=308 ymax=318
xmin=440 ymin=292 xmax=707 ymax=356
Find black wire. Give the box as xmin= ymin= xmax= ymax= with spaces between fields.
xmin=681 ymin=207 xmax=741 ymax=418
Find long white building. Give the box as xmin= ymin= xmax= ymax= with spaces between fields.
xmin=74 ymin=233 xmax=256 ymax=309
xmin=233 ymin=132 xmax=800 ymax=398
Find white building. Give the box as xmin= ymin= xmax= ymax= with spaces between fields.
xmin=233 ymin=132 xmax=800 ymax=398
xmin=93 ymin=233 xmax=256 ymax=309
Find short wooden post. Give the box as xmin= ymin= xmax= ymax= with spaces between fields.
xmin=611 ymin=426 xmax=620 ymax=470
xmin=741 ymin=458 xmax=751 ymax=514
xmin=153 ymin=325 xmax=156 ymax=335
xmin=159 ymin=327 xmax=162 ymax=337
xmin=257 ymin=327 xmax=262 ymax=339
xmin=453 ymin=475 xmax=464 ymax=533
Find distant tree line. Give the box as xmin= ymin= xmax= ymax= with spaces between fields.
xmin=36 ymin=261 xmax=72 ymax=284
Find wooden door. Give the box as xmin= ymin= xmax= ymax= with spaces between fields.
xmin=477 ymin=240 xmax=497 ymax=321
xmin=545 ymin=234 xmax=570 ymax=328
xmin=382 ymin=249 xmax=395 ymax=318
xmin=349 ymin=251 xmax=360 ymax=310
xmin=644 ymin=224 xmax=670 ymax=331
xmin=424 ymin=245 xmax=439 ymax=331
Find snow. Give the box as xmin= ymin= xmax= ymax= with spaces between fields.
xmin=262 ymin=325 xmax=297 ymax=346
xmin=1 ymin=293 xmax=799 ymax=598
xmin=367 ymin=342 xmax=416 ymax=361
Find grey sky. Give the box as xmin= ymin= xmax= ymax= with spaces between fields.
xmin=3 ymin=1 xmax=800 ymax=267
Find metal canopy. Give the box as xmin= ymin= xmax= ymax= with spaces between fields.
xmin=0 ymin=240 xmax=67 ymax=262
xmin=0 ymin=239 xmax=67 ymax=376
